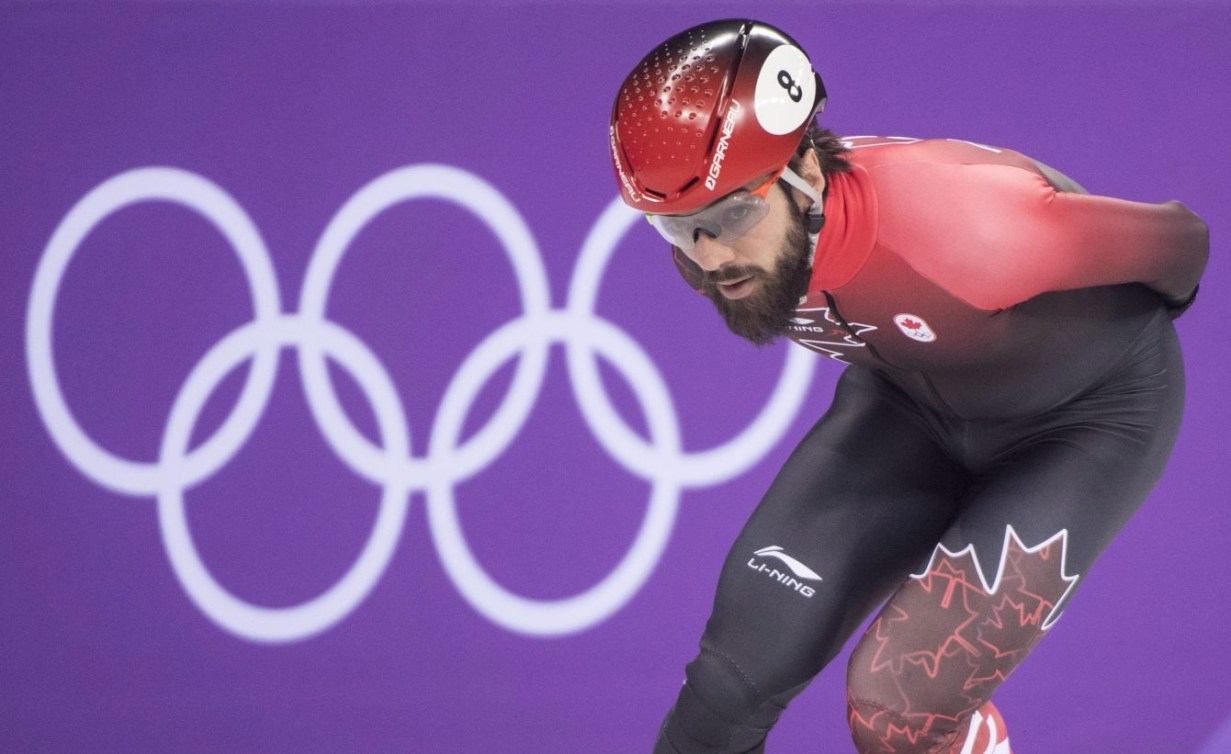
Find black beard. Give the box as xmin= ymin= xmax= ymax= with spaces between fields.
xmin=701 ymin=208 xmax=813 ymax=345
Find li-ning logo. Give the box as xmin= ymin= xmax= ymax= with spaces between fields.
xmin=748 ymin=545 xmax=822 ymax=598
xmin=26 ymin=165 xmax=822 ymax=643
xmin=705 ymin=100 xmax=742 ymax=190
xmin=790 ymin=305 xmax=877 ymax=364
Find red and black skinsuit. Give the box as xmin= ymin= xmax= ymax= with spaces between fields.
xmin=655 ymin=138 xmax=1208 ymax=753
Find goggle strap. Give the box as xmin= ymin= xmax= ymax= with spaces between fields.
xmin=779 ymin=166 xmax=822 ymax=205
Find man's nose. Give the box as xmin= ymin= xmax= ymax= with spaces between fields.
xmin=691 ymin=232 xmax=736 ymax=272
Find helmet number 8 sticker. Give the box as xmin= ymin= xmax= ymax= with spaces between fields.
xmin=754 ymin=45 xmax=816 ymax=135
xmin=777 ymin=70 xmax=803 ymax=103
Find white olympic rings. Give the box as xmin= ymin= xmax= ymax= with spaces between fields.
xmin=26 ymin=164 xmax=817 ymax=643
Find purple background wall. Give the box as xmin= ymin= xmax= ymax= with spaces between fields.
xmin=2 ymin=2 xmax=1228 ymax=751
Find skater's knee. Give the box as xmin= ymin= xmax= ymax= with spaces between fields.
xmin=655 ymin=649 xmax=790 ymax=753
xmin=846 ymin=696 xmax=940 ymax=754
xmin=677 ymin=650 xmax=764 ymax=743
xmin=845 ymin=640 xmax=948 ymax=753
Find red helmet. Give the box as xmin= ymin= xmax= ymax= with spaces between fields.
xmin=609 ymin=19 xmax=827 ymax=215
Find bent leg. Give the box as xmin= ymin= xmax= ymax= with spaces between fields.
xmin=656 ymin=368 xmax=966 ymax=753
xmin=845 ymin=324 xmax=1185 ymax=753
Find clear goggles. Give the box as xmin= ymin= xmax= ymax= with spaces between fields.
xmin=646 ymin=165 xmax=821 ymax=251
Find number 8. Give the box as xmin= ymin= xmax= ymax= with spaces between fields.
xmin=777 ymin=70 xmax=803 ymax=103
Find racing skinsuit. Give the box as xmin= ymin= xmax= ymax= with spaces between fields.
xmin=654 ymin=137 xmax=1209 ymax=753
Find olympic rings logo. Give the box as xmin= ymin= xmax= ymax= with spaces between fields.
xmin=26 ymin=164 xmax=817 ymax=643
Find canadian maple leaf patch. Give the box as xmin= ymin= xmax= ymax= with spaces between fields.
xmin=893 ymin=313 xmax=937 ymax=343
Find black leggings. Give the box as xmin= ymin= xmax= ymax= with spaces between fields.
xmin=654 ymin=315 xmax=1184 ymax=753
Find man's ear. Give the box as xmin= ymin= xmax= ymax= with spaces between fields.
xmin=799 ymin=148 xmax=825 ymax=194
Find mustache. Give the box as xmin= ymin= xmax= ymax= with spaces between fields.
xmin=703 ymin=265 xmax=764 ymax=285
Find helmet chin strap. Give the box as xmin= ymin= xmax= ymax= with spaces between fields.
xmin=780 ymin=165 xmax=826 ymax=265
xmin=805 ymin=205 xmax=826 ymax=266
